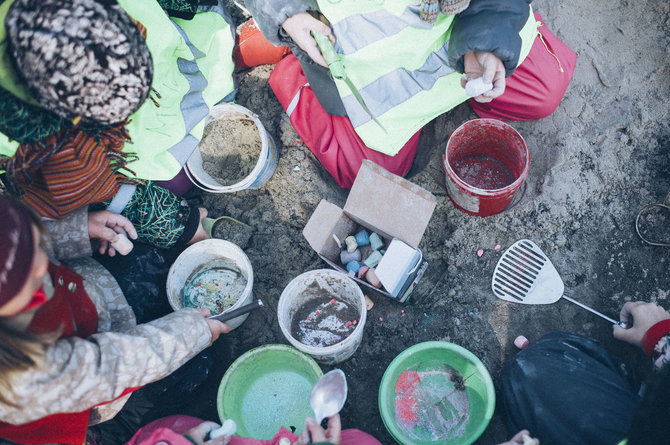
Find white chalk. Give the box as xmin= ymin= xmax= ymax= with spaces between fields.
xmin=210 ymin=419 xmax=236 ymax=438
xmin=522 ymin=434 xmax=539 ymax=445
xmin=110 ymin=233 xmax=134 ymax=256
xmin=464 ymin=77 xmax=493 ymax=97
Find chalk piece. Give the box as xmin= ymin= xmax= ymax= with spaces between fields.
xmin=366 ymin=268 xmax=382 ymax=288
xmin=477 ymin=249 xmax=484 ymax=257
xmin=521 ymin=434 xmax=539 ymax=445
xmin=340 ymin=249 xmax=361 ymax=264
xmin=210 ymin=419 xmax=237 ymax=438
xmin=494 ymin=244 xmax=502 ymax=251
xmin=364 ymin=250 xmax=383 ymax=268
xmin=111 ymin=233 xmax=133 ymax=255
xmin=365 ymin=294 xmax=374 ymax=310
xmin=465 ymin=76 xmax=493 ymax=97
xmin=354 ymin=230 xmax=370 ymax=246
xmin=346 ymin=261 xmax=361 ymax=275
xmin=514 ymin=335 xmax=529 ymax=350
xmin=358 ymin=265 xmax=370 ymax=279
xmin=345 ymin=235 xmax=358 ymax=253
xmin=369 ymin=232 xmax=384 ymax=251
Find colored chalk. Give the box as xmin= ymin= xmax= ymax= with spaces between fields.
xmin=354 ymin=230 xmax=370 ymax=246
xmin=366 ymin=268 xmax=382 ymax=288
xmin=464 ymin=76 xmax=493 ymax=97
xmin=369 ymin=232 xmax=384 ymax=251
xmin=346 ymin=261 xmax=361 ymax=275
xmin=344 ymin=236 xmax=358 ymax=253
xmin=340 ymin=249 xmax=361 ymax=264
xmin=364 ymin=250 xmax=383 ymax=268
xmin=111 ymin=233 xmax=133 ymax=256
xmin=514 ymin=335 xmax=529 ymax=349
xmin=357 ymin=265 xmax=370 ymax=279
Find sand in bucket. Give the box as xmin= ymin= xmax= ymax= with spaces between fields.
xmin=199 ymin=112 xmax=262 ymax=186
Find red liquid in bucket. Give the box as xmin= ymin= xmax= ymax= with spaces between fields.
xmin=444 ymin=119 xmax=529 ymax=216
xmin=452 ymin=155 xmax=515 ymax=190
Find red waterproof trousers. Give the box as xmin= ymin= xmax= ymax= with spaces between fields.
xmin=269 ymin=13 xmax=576 ymax=188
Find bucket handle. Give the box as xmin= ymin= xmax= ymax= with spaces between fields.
xmin=635 ymin=191 xmax=670 ymax=247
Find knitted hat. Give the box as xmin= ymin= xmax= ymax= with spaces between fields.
xmin=420 ymin=0 xmax=471 ymax=23
xmin=0 ymin=195 xmax=35 ymax=308
xmin=5 ymin=0 xmax=153 ymax=126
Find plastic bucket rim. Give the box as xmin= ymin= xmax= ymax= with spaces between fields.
xmin=277 ymin=269 xmax=367 ymax=356
xmin=186 ymin=103 xmax=272 ymax=192
xmin=184 ymin=162 xmax=221 ymax=193
xmin=216 ymin=344 xmax=323 ymax=430
xmin=166 ymin=239 xmax=254 ymax=314
xmin=378 ymin=340 xmax=496 ymax=445
xmin=444 ymin=118 xmax=529 ymax=194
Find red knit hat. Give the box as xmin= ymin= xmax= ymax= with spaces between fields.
xmin=0 ymin=195 xmax=35 ymax=307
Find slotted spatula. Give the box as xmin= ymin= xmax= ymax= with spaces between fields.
xmin=492 ymin=239 xmax=622 ymax=325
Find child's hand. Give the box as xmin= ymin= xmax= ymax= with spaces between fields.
xmin=87 ymin=211 xmax=137 ymax=256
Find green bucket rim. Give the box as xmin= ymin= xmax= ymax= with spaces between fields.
xmin=378 ymin=341 xmax=495 ymax=445
xmin=217 ymin=344 xmax=323 ymax=437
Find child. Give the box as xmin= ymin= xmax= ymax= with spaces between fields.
xmin=0 ymin=195 xmax=228 ymax=445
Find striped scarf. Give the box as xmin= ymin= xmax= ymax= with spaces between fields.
xmin=1 ymin=125 xmax=140 ymax=219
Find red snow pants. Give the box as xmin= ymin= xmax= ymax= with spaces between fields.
xmin=269 ymin=13 xmax=576 ymax=188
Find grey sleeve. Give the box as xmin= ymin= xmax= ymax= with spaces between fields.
xmin=43 ymin=208 xmax=93 ymax=260
xmin=447 ymin=0 xmax=532 ymax=77
xmin=243 ymin=0 xmax=319 ymax=45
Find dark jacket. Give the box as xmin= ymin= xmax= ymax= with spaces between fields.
xmin=243 ymin=0 xmax=532 ymax=77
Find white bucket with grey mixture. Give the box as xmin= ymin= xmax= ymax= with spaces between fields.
xmin=185 ymin=103 xmax=278 ymax=193
xmin=278 ymin=269 xmax=367 ymax=365
xmin=166 ymin=239 xmax=254 ymax=330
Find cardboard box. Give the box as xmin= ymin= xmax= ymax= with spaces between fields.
xmin=303 ymin=160 xmax=436 ymax=302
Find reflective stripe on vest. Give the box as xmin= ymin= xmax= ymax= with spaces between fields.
xmin=0 ymin=1 xmax=236 ymax=181
xmin=316 ymin=0 xmax=538 ymax=157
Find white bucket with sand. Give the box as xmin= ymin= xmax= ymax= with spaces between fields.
xmin=278 ymin=269 xmax=367 ymax=365
xmin=186 ymin=103 xmax=278 ymax=193
xmin=166 ymin=239 xmax=254 ymax=330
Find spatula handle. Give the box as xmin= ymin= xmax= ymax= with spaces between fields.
xmin=562 ymin=294 xmax=625 ymax=327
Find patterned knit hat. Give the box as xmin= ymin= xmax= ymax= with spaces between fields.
xmin=5 ymin=0 xmax=153 ymax=126
xmin=420 ymin=0 xmax=471 ymax=23
xmin=0 ymin=195 xmax=35 ymax=308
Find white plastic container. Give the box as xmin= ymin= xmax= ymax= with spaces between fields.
xmin=166 ymin=239 xmax=254 ymax=330
xmin=278 ymin=269 xmax=367 ymax=365
xmin=185 ymin=103 xmax=278 ymax=193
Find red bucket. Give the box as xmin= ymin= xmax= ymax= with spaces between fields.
xmin=443 ymin=119 xmax=529 ymax=216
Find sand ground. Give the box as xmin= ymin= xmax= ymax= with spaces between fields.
xmin=183 ymin=1 xmax=670 ymax=443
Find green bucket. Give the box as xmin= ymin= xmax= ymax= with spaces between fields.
xmin=379 ymin=341 xmax=495 ymax=445
xmin=217 ymin=344 xmax=323 ymax=439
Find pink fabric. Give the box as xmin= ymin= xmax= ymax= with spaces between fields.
xmin=469 ymin=13 xmax=577 ymax=121
xmin=127 ymin=417 xmax=382 ymax=445
xmin=126 ymin=415 xmax=203 ymax=445
xmin=228 ymin=428 xmax=382 ymax=445
xmin=269 ymin=55 xmax=420 ymax=189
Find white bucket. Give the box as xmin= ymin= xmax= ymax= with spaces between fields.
xmin=185 ymin=103 xmax=279 ymax=193
xmin=278 ymin=269 xmax=367 ymax=365
xmin=166 ymin=239 xmax=254 ymax=330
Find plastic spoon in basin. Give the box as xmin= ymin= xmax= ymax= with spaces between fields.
xmin=310 ymin=369 xmax=348 ymax=425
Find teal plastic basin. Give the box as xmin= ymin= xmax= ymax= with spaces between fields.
xmin=217 ymin=344 xmax=323 ymax=439
xmin=379 ymin=341 xmax=495 ymax=445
